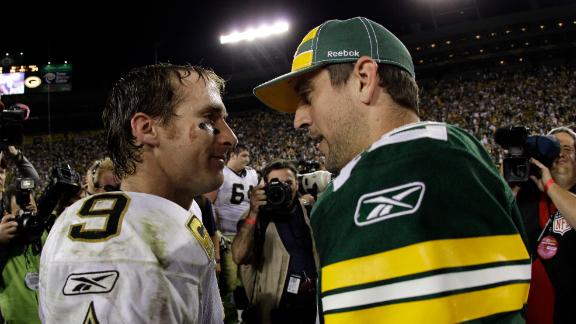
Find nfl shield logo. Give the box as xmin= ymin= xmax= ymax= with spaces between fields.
xmin=552 ymin=211 xmax=573 ymax=235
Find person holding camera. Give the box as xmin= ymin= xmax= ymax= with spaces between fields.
xmin=232 ymin=160 xmax=318 ymax=324
xmin=253 ymin=17 xmax=530 ymax=323
xmin=0 ymin=146 xmax=42 ymax=324
xmin=516 ymin=126 xmax=576 ymax=324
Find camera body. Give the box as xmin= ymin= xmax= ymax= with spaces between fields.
xmin=13 ymin=177 xmax=44 ymax=242
xmin=262 ymin=178 xmax=293 ymax=212
xmin=298 ymin=160 xmax=320 ymax=174
xmin=13 ymin=165 xmax=82 ymax=242
xmin=495 ymin=126 xmax=561 ymax=183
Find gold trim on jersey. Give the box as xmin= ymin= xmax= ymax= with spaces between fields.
xmin=82 ymin=301 xmax=100 ymax=324
xmin=322 ymin=234 xmax=529 ymax=293
xmin=186 ymin=214 xmax=215 ymax=261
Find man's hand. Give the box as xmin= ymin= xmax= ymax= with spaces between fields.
xmin=7 ymin=146 xmax=19 ymax=157
xmin=0 ymin=214 xmax=18 ymax=244
xmin=248 ymin=183 xmax=267 ymax=220
xmin=3 ymin=146 xmax=22 ymax=162
xmin=300 ymin=194 xmax=316 ymax=207
xmin=530 ymin=158 xmax=554 ymax=192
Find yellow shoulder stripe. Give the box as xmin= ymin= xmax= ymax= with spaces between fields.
xmin=322 ymin=234 xmax=529 ymax=293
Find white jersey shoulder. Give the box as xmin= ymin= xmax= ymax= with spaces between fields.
xmin=39 ymin=192 xmax=223 ymax=324
xmin=214 ymin=166 xmax=259 ymax=234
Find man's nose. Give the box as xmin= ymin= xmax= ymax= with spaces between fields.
xmin=217 ymin=120 xmax=238 ymax=148
xmin=294 ymin=106 xmax=311 ymax=130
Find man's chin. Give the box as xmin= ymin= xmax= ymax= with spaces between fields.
xmin=208 ymin=174 xmax=224 ymax=191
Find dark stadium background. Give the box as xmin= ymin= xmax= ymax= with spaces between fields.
xmin=1 ymin=0 xmax=575 ymax=181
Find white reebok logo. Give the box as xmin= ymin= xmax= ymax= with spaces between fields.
xmin=354 ymin=182 xmax=425 ymax=226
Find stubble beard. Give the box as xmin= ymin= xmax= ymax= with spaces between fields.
xmin=324 ymin=119 xmax=363 ymax=174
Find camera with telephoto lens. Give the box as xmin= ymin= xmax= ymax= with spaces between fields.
xmin=262 ymin=178 xmax=293 ymax=212
xmin=14 ymin=165 xmax=82 ymax=242
xmin=495 ymin=126 xmax=561 ymax=183
xmin=298 ymin=170 xmax=333 ymax=197
xmin=13 ymin=177 xmax=44 ymax=242
xmin=298 ymin=160 xmax=320 ymax=174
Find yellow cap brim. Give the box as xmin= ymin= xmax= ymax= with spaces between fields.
xmin=253 ymin=65 xmax=323 ymax=113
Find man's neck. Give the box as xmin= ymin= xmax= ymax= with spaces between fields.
xmin=121 ymin=172 xmax=193 ymax=210
xmin=227 ymin=163 xmax=244 ymax=174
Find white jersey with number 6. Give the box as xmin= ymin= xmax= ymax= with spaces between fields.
xmin=39 ymin=191 xmax=222 ymax=324
xmin=214 ymin=166 xmax=258 ymax=234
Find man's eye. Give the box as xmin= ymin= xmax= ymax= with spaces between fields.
xmin=302 ymin=92 xmax=312 ymax=105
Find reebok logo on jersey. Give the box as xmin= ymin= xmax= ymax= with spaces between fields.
xmin=354 ymin=182 xmax=425 ymax=226
xmin=63 ymin=270 xmax=119 ymax=295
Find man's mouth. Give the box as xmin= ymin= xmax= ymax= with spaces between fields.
xmin=211 ymin=154 xmax=226 ymax=163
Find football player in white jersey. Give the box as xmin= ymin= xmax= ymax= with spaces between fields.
xmin=39 ymin=64 xmax=237 ymax=324
xmin=206 ymin=143 xmax=258 ymax=322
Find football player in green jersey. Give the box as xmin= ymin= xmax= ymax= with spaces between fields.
xmin=254 ymin=17 xmax=531 ymax=324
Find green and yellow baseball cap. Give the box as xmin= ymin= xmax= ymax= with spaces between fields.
xmin=254 ymin=17 xmax=415 ymax=113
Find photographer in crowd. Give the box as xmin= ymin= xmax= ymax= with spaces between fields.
xmin=516 ymin=126 xmax=576 ymax=324
xmin=0 ymin=145 xmax=41 ymax=324
xmin=232 ymin=160 xmax=318 ymax=324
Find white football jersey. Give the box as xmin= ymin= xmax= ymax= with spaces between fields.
xmin=214 ymin=166 xmax=259 ymax=234
xmin=39 ymin=192 xmax=223 ymax=324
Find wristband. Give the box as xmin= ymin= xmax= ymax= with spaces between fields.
xmin=244 ymin=217 xmax=257 ymax=225
xmin=544 ymin=179 xmax=555 ymax=193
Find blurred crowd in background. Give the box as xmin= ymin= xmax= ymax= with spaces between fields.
xmin=22 ymin=65 xmax=576 ymax=185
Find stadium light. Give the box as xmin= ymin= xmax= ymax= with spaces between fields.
xmin=220 ymin=21 xmax=289 ymax=44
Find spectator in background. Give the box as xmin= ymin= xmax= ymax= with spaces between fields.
xmin=0 ymin=146 xmax=42 ymax=324
xmin=254 ymin=17 xmax=531 ymax=322
xmin=85 ymin=157 xmax=121 ymax=195
xmin=232 ymin=160 xmax=317 ymax=324
xmin=39 ymin=63 xmax=236 ymax=323
xmin=206 ymin=143 xmax=258 ymax=323
xmin=516 ymin=126 xmax=576 ymax=324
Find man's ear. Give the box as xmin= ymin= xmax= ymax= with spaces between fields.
xmin=354 ymin=56 xmax=379 ymax=105
xmin=131 ymin=112 xmax=159 ymax=147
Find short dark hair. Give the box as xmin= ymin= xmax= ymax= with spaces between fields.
xmin=103 ymin=63 xmax=225 ymax=178
xmin=325 ymin=63 xmax=419 ymax=113
xmin=262 ymin=160 xmax=298 ymax=183
xmin=228 ymin=143 xmax=249 ymax=159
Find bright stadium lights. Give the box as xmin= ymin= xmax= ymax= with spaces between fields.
xmin=220 ymin=21 xmax=289 ymax=44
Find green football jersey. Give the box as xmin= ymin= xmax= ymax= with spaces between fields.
xmin=312 ymin=122 xmax=530 ymax=324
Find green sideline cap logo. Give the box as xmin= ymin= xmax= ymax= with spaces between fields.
xmin=254 ymin=17 xmax=415 ymax=113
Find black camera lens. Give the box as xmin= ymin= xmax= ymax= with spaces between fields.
xmin=263 ymin=178 xmax=293 ymax=211
xmin=267 ymin=187 xmax=286 ymax=205
xmin=16 ymin=212 xmax=44 ymax=242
